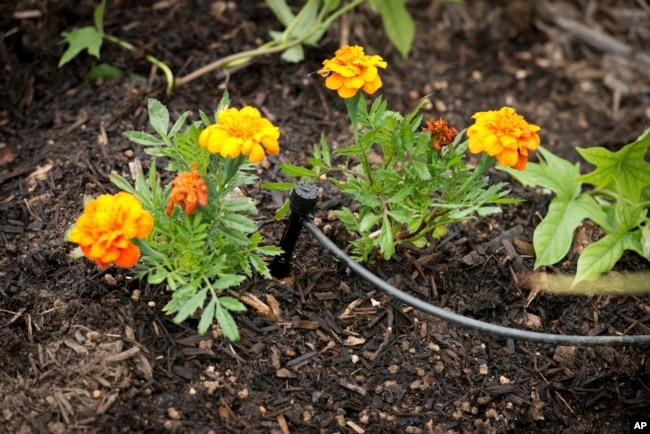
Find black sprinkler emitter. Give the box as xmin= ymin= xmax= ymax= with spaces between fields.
xmin=270 ymin=182 xmax=319 ymax=278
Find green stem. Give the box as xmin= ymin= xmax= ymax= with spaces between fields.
xmin=103 ymin=33 xmax=175 ymax=93
xmin=345 ymin=93 xmax=373 ymax=185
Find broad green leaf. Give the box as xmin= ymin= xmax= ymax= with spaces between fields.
xmin=173 ymin=288 xmax=207 ymax=324
xmin=249 ymin=253 xmax=270 ymax=277
xmin=219 ymin=296 xmax=247 ymax=312
xmin=533 ymin=195 xmax=595 ymax=268
xmin=574 ymin=129 xmax=650 ymax=201
xmin=197 ymin=298 xmax=216 ymax=335
xmin=641 ymin=224 xmax=650 ymax=259
xmin=280 ymin=45 xmax=304 ymax=63
xmin=266 ymin=0 xmax=295 ymax=26
xmin=501 ymin=146 xmax=581 ymax=200
xmin=216 ymin=304 xmax=240 ymax=342
xmin=374 ymin=0 xmax=415 ymax=58
xmin=212 ymin=274 xmax=246 ymax=290
xmin=59 ymin=27 xmax=104 ymax=67
xmin=385 ymin=185 xmax=414 ymax=204
xmin=574 ymin=230 xmax=641 ymax=285
xmin=379 ymin=214 xmax=395 ymax=259
xmin=387 ymin=209 xmax=413 ymax=224
xmin=147 ymin=99 xmax=169 ymax=137
xmin=223 ymin=197 xmax=256 ymax=213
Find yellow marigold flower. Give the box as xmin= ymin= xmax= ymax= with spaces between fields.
xmin=467 ymin=106 xmax=540 ymax=171
xmin=68 ymin=192 xmax=153 ymax=268
xmin=166 ymin=162 xmax=208 ymax=216
xmin=424 ymin=118 xmax=459 ymax=150
xmin=318 ymin=45 xmax=387 ymax=99
xmin=198 ymin=106 xmax=280 ymax=163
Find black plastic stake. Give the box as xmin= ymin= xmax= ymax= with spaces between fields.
xmin=270 ymin=182 xmax=319 ymax=278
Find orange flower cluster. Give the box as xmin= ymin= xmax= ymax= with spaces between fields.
xmin=318 ymin=45 xmax=387 ymax=98
xmin=424 ymin=118 xmax=459 ymax=150
xmin=467 ymin=106 xmax=540 ymax=171
xmin=166 ymin=162 xmax=208 ymax=215
xmin=68 ymin=192 xmax=153 ymax=268
xmin=198 ymin=106 xmax=280 ymax=163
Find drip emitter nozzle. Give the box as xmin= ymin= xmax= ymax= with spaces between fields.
xmin=270 ymin=182 xmax=319 ymax=278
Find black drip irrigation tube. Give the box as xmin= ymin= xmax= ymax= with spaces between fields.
xmin=271 ymin=182 xmax=650 ymax=347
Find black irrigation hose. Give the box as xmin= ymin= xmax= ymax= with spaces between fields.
xmin=272 ymin=182 xmax=650 ymax=346
xmin=302 ymin=219 xmax=650 ymax=347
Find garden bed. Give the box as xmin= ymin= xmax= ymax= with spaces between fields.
xmin=1 ymin=0 xmax=649 ymax=432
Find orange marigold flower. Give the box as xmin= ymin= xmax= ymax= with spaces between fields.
xmin=166 ymin=162 xmax=208 ymax=216
xmin=467 ymin=106 xmax=540 ymax=171
xmin=424 ymin=118 xmax=459 ymax=150
xmin=68 ymin=192 xmax=153 ymax=268
xmin=198 ymin=106 xmax=280 ymax=163
xmin=318 ymin=45 xmax=387 ymax=99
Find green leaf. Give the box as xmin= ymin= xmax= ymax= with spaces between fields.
xmin=274 ymin=200 xmax=291 ymax=220
xmin=85 ymin=63 xmax=123 ymax=82
xmin=261 ymin=182 xmax=294 ymax=191
xmin=374 ymin=0 xmax=415 ymax=59
xmin=335 ymin=208 xmax=359 ymax=231
xmin=124 ymin=131 xmax=164 ymax=146
xmin=212 ymin=274 xmax=247 ymax=290
xmin=223 ymin=197 xmax=256 ymax=213
xmin=574 ymin=230 xmax=641 ymax=285
xmin=532 ymin=195 xmax=594 ymax=268
xmin=197 ymin=298 xmax=216 ymax=335
xmin=169 ymin=111 xmax=190 ymax=136
xmin=574 ymin=129 xmax=650 ymax=201
xmin=173 ymin=288 xmax=207 ymax=324
xmin=58 ymin=26 xmax=104 ymax=67
xmin=641 ymin=223 xmax=650 ymax=259
xmin=501 ymin=146 xmax=581 ymax=200
xmin=219 ymin=296 xmax=247 ymax=312
xmin=279 ymin=163 xmax=318 ymax=178
xmin=410 ymin=160 xmax=431 ymax=181
xmin=93 ymin=0 xmax=106 ymax=34
xmin=255 ymin=245 xmax=283 ymax=256
xmin=280 ymin=45 xmax=305 ymax=63
xmin=379 ymin=214 xmax=395 ymax=259
xmin=216 ymin=303 xmax=240 ymax=342
xmin=147 ymin=99 xmax=170 ymax=137
xmin=266 ymin=0 xmax=295 ymax=27
xmin=221 ymin=213 xmax=258 ymax=233
xmin=359 ymin=213 xmax=381 ymax=233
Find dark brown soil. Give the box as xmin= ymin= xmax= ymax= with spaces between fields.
xmin=1 ymin=1 xmax=649 ymax=433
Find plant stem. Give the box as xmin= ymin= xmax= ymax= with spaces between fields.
xmin=345 ymin=94 xmax=374 ymax=185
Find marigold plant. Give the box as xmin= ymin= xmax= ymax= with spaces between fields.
xmin=68 ymin=95 xmax=282 ymax=341
xmin=467 ymin=106 xmax=540 ymax=171
xmin=271 ymin=46 xmax=527 ymax=261
xmin=68 ymin=192 xmax=153 ymax=268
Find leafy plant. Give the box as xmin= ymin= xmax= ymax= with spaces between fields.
xmin=68 ymin=96 xmax=282 ymax=341
xmin=501 ymin=128 xmax=650 ymax=286
xmin=267 ymin=45 xmax=527 ymax=262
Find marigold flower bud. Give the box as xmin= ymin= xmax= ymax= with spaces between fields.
xmin=467 ymin=106 xmax=540 ymax=171
xmin=68 ymin=192 xmax=153 ymax=268
xmin=166 ymin=162 xmax=209 ymax=216
xmin=424 ymin=118 xmax=459 ymax=150
xmin=198 ymin=106 xmax=280 ymax=163
xmin=318 ymin=45 xmax=387 ymax=99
